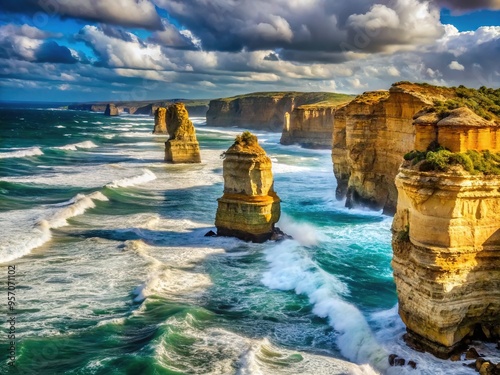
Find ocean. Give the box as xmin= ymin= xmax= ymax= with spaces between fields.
xmin=0 ymin=107 xmax=485 ymax=374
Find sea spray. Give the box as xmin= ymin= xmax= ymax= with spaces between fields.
xmin=0 ymin=191 xmax=108 ymax=263
xmin=0 ymin=147 xmax=43 ymax=159
xmin=106 ymin=169 xmax=157 ymax=188
xmin=54 ymin=141 xmax=98 ymax=151
xmin=262 ymin=240 xmax=388 ymax=373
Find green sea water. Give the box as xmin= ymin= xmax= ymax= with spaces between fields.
xmin=0 ymin=107 xmax=481 ymax=374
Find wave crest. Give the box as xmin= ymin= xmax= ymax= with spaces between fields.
xmin=106 ymin=169 xmax=157 ymax=188
xmin=0 ymin=147 xmax=43 ymax=159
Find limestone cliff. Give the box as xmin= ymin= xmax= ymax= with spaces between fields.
xmin=280 ymin=94 xmax=354 ymax=149
xmin=207 ymin=92 xmax=346 ymax=131
xmin=215 ymin=132 xmax=281 ymax=242
xmin=332 ymin=83 xmax=455 ymax=213
xmin=104 ymin=104 xmax=119 ymax=116
xmin=164 ymin=103 xmax=201 ymax=163
xmin=392 ymin=167 xmax=500 ymax=358
xmin=153 ymin=107 xmax=168 ymax=134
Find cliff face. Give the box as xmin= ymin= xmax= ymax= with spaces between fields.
xmin=153 ymin=107 xmax=168 ymax=134
xmin=104 ymin=104 xmax=119 ymax=116
xmin=392 ymin=167 xmax=500 ymax=358
xmin=207 ymin=92 xmax=344 ymax=131
xmin=164 ymin=103 xmax=201 ymax=163
xmin=215 ymin=133 xmax=281 ymax=242
xmin=332 ymin=84 xmax=454 ymax=213
xmin=280 ymin=106 xmax=336 ymax=149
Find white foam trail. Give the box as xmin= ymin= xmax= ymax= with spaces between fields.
xmin=0 ymin=192 xmax=108 ymax=263
xmin=262 ymin=240 xmax=387 ymax=373
xmin=55 ymin=125 xmax=66 ymax=128
xmin=48 ymin=192 xmax=108 ymax=228
xmin=54 ymin=141 xmax=98 ymax=151
xmin=0 ymin=147 xmax=43 ymax=159
xmin=277 ymin=214 xmax=328 ymax=247
xmin=106 ymin=169 xmax=157 ymax=188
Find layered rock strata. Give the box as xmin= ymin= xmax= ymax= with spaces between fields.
xmin=104 ymin=103 xmax=119 ymax=116
xmin=280 ymin=106 xmax=337 ymax=149
xmin=215 ymin=133 xmax=281 ymax=242
xmin=207 ymin=92 xmax=347 ymax=131
xmin=392 ymin=167 xmax=500 ymax=358
xmin=153 ymin=107 xmax=168 ymax=134
xmin=332 ymin=83 xmax=455 ymax=213
xmin=164 ymin=103 xmax=201 ymax=163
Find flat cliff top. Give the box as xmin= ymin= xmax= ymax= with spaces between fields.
xmin=213 ymin=91 xmax=353 ymax=104
xmin=296 ymin=93 xmax=356 ymax=109
xmin=69 ymin=98 xmax=210 ymax=108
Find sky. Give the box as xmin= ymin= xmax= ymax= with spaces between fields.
xmin=0 ymin=0 xmax=499 ymax=102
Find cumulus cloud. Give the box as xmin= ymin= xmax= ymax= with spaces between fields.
xmin=449 ymin=60 xmax=465 ymax=70
xmin=76 ymin=25 xmax=175 ymax=70
xmin=0 ymin=0 xmax=163 ymax=30
xmin=148 ymin=20 xmax=198 ymax=50
xmin=0 ymin=23 xmax=77 ymax=63
xmin=153 ymin=0 xmax=444 ymax=63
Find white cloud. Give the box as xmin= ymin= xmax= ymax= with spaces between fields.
xmin=449 ymin=60 xmax=465 ymax=70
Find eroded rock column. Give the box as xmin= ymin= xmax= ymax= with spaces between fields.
xmin=215 ymin=132 xmax=281 ymax=242
xmin=392 ymin=168 xmax=500 ymax=358
xmin=164 ymin=103 xmax=201 ymax=163
xmin=153 ymin=107 xmax=167 ymax=134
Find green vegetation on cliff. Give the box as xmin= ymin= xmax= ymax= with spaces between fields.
xmin=393 ymin=82 xmax=500 ymax=121
xmin=216 ymin=91 xmax=354 ymax=106
xmin=404 ymin=143 xmax=500 ymax=175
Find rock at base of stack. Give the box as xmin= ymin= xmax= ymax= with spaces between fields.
xmin=215 ymin=132 xmax=281 ymax=243
xmin=153 ymin=107 xmax=167 ymax=134
xmin=164 ymin=103 xmax=201 ymax=163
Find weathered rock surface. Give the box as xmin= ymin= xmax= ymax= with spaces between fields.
xmin=164 ymin=103 xmax=201 ymax=163
xmin=153 ymin=107 xmax=168 ymax=134
xmin=215 ymin=132 xmax=281 ymax=242
xmin=104 ymin=103 xmax=119 ymax=116
xmin=281 ymin=105 xmax=345 ymax=149
xmin=332 ymin=83 xmax=455 ymax=214
xmin=207 ymin=92 xmax=345 ymax=131
xmin=392 ymin=167 xmax=500 ymax=358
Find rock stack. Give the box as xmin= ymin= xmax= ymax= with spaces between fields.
xmin=164 ymin=103 xmax=201 ymax=163
xmin=215 ymin=132 xmax=281 ymax=242
xmin=153 ymin=107 xmax=168 ymax=134
xmin=104 ymin=103 xmax=119 ymax=116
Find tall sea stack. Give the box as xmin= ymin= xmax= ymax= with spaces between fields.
xmin=392 ymin=108 xmax=500 ymax=358
xmin=215 ymin=132 xmax=281 ymax=242
xmin=153 ymin=107 xmax=168 ymax=134
xmin=164 ymin=103 xmax=201 ymax=163
xmin=104 ymin=103 xmax=119 ymax=116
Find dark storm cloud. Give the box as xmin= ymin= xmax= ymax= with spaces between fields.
xmin=0 ymin=0 xmax=163 ymax=30
xmin=153 ymin=0 xmax=444 ymax=63
xmin=434 ymin=0 xmax=500 ymax=11
xmin=148 ymin=20 xmax=198 ymax=50
xmin=36 ymin=41 xmax=77 ymax=63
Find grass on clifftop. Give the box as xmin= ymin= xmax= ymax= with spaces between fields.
xmin=404 ymin=142 xmax=500 ymax=175
xmin=216 ymin=91 xmax=354 ymax=106
xmin=393 ymin=82 xmax=500 ymax=121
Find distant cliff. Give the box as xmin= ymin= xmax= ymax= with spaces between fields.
xmin=207 ymin=92 xmax=346 ymax=131
xmin=68 ymin=100 xmax=209 ymax=117
xmin=280 ymin=94 xmax=354 ymax=149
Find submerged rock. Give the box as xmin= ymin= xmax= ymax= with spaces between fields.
xmin=164 ymin=103 xmax=201 ymax=163
xmin=153 ymin=107 xmax=168 ymax=134
xmin=215 ymin=131 xmax=281 ymax=242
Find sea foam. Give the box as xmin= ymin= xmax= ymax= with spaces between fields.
xmin=106 ymin=169 xmax=157 ymax=188
xmin=54 ymin=141 xmax=98 ymax=151
xmin=0 ymin=147 xmax=43 ymax=159
xmin=262 ymin=239 xmax=387 ymax=373
xmin=0 ymin=192 xmax=108 ymax=263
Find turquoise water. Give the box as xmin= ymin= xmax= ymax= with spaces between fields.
xmin=0 ymin=108 xmax=478 ymax=374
